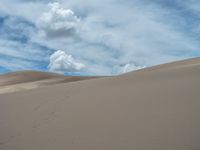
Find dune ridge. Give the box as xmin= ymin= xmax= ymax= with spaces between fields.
xmin=0 ymin=71 xmax=64 ymax=86
xmin=0 ymin=57 xmax=200 ymax=150
xmin=0 ymin=71 xmax=98 ymax=94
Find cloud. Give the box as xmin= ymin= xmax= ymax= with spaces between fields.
xmin=0 ymin=38 xmax=52 ymax=71
xmin=0 ymin=15 xmax=52 ymax=72
xmin=0 ymin=15 xmax=34 ymax=43
xmin=48 ymin=50 xmax=85 ymax=73
xmin=118 ymin=64 xmax=145 ymax=74
xmin=0 ymin=0 xmax=200 ymax=75
xmin=36 ymin=2 xmax=80 ymax=39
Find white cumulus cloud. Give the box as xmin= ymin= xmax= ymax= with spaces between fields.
xmin=48 ymin=50 xmax=85 ymax=74
xmin=36 ymin=2 xmax=80 ymax=38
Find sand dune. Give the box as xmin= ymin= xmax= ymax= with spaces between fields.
xmin=0 ymin=71 xmax=97 ymax=94
xmin=0 ymin=71 xmax=64 ymax=86
xmin=0 ymin=58 xmax=200 ymax=150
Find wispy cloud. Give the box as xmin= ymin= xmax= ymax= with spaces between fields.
xmin=0 ymin=15 xmax=52 ymax=72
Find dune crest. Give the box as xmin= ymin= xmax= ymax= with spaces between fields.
xmin=0 ymin=71 xmax=97 ymax=94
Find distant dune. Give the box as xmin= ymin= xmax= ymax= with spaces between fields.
xmin=0 ymin=71 xmax=97 ymax=94
xmin=0 ymin=58 xmax=200 ymax=150
xmin=0 ymin=71 xmax=64 ymax=86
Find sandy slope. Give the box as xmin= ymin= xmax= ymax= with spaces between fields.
xmin=0 ymin=71 xmax=64 ymax=86
xmin=0 ymin=71 xmax=97 ymax=94
xmin=0 ymin=58 xmax=200 ymax=150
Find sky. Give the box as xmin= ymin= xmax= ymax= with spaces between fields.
xmin=0 ymin=0 xmax=200 ymax=75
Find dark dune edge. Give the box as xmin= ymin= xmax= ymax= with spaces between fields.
xmin=0 ymin=57 xmax=200 ymax=150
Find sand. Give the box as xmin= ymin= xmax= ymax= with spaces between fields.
xmin=0 ymin=58 xmax=200 ymax=150
xmin=0 ymin=71 xmax=97 ymax=94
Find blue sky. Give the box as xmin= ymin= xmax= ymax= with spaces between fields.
xmin=0 ymin=0 xmax=200 ymax=75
